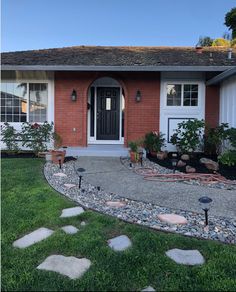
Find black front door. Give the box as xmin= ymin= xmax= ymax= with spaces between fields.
xmin=97 ymin=87 xmax=120 ymax=140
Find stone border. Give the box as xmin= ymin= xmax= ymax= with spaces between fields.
xmin=44 ymin=160 xmax=236 ymax=244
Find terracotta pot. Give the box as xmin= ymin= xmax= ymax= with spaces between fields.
xmin=130 ymin=151 xmax=140 ymax=163
xmin=150 ymin=151 xmax=157 ymax=157
xmin=50 ymin=150 xmax=66 ymax=164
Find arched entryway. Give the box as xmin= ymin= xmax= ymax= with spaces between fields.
xmin=87 ymin=77 xmax=125 ymax=144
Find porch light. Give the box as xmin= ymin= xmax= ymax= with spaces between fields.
xmin=71 ymin=89 xmax=77 ymax=102
xmin=198 ymin=196 xmax=213 ymax=226
xmin=135 ymin=90 xmax=141 ymax=102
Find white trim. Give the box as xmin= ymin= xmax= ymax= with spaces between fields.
xmin=87 ymin=81 xmax=124 ymax=145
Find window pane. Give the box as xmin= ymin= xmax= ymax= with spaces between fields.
xmin=29 ymin=83 xmax=48 ymax=122
xmin=167 ymin=84 xmax=181 ymax=106
xmin=183 ymin=84 xmax=198 ymax=107
xmin=0 ymin=82 xmax=27 ymax=123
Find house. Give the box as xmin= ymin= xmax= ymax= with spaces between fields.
xmin=1 ymin=46 xmax=236 ymax=154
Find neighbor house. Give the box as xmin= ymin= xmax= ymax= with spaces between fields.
xmin=1 ymin=46 xmax=236 ymax=154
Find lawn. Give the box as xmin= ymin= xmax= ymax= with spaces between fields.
xmin=1 ymin=158 xmax=236 ymax=291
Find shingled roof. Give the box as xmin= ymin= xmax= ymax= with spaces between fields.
xmin=2 ymin=46 xmax=236 ymax=68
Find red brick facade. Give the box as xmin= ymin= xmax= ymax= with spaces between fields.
xmin=205 ymin=85 xmax=220 ymax=128
xmin=55 ymin=72 xmax=220 ymax=147
xmin=55 ymin=72 xmax=160 ymax=147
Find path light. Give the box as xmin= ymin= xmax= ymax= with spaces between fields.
xmin=79 ymin=175 xmax=82 ymax=189
xmin=171 ymin=158 xmax=178 ymax=173
xmin=57 ymin=154 xmax=62 ymax=169
xmin=198 ymin=196 xmax=213 ymax=226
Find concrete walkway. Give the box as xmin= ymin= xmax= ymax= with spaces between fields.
xmin=77 ymin=157 xmax=236 ymax=219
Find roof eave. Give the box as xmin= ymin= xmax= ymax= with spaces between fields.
xmin=206 ymin=67 xmax=236 ymax=85
xmin=1 ymin=65 xmax=234 ymax=72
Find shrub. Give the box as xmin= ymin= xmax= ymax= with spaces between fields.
xmin=218 ymin=150 xmax=236 ymax=166
xmin=21 ymin=122 xmax=54 ymax=154
xmin=170 ymin=119 xmax=205 ymax=153
xmin=144 ymin=131 xmax=165 ymax=152
xmin=212 ymin=38 xmax=230 ymax=47
xmin=1 ymin=122 xmax=20 ymax=152
xmin=226 ymin=127 xmax=236 ymax=149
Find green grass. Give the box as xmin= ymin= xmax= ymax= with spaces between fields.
xmin=1 ymin=158 xmax=236 ymax=291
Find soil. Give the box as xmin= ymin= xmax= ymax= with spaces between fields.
xmin=1 ymin=151 xmax=37 ymax=158
xmin=147 ymin=152 xmax=236 ymax=180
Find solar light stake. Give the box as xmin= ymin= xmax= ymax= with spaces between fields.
xmin=58 ymin=159 xmax=62 ymax=169
xmin=198 ymin=196 xmax=213 ymax=226
xmin=204 ymin=209 xmax=208 ymax=226
xmin=171 ymin=159 xmax=178 ymax=173
xmin=79 ymin=175 xmax=82 ymax=189
xmin=129 ymin=162 xmax=132 ymax=168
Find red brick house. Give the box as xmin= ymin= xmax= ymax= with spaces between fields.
xmin=1 ymin=46 xmax=236 ymax=153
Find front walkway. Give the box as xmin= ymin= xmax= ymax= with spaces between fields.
xmin=77 ymin=157 xmax=236 ymax=219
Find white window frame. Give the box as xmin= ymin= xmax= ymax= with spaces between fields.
xmin=165 ymin=81 xmax=201 ymax=108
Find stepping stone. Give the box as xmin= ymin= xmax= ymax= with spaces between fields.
xmin=157 ymin=214 xmax=187 ymax=225
xmin=142 ymin=286 xmax=156 ymax=292
xmin=166 ymin=249 xmax=205 ymax=265
xmin=108 ymin=235 xmax=132 ymax=251
xmin=37 ymin=255 xmax=91 ymax=280
xmin=60 ymin=206 xmax=84 ymax=218
xmin=53 ymin=173 xmax=67 ymax=177
xmin=13 ymin=227 xmax=54 ymax=249
xmin=61 ymin=225 xmax=79 ymax=234
xmin=106 ymin=201 xmax=126 ymax=208
xmin=64 ymin=183 xmax=76 ymax=189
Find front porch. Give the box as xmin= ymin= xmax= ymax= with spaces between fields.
xmin=63 ymin=144 xmax=129 ymax=157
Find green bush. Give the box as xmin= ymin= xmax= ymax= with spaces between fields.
xmin=144 ymin=131 xmax=165 ymax=152
xmin=218 ymin=150 xmax=236 ymax=166
xmin=170 ymin=119 xmax=205 ymax=153
xmin=212 ymin=38 xmax=230 ymax=47
xmin=128 ymin=141 xmax=139 ymax=152
xmin=1 ymin=122 xmax=20 ymax=152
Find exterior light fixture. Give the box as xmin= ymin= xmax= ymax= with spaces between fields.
xmin=71 ymin=89 xmax=77 ymax=102
xmin=135 ymin=90 xmax=141 ymax=102
xmin=198 ymin=196 xmax=213 ymax=226
xmin=79 ymin=175 xmax=82 ymax=189
xmin=171 ymin=158 xmax=178 ymax=173
xmin=57 ymin=154 xmax=62 ymax=169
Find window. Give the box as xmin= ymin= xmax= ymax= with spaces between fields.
xmin=1 ymin=82 xmax=48 ymax=123
xmin=166 ymin=83 xmax=199 ymax=107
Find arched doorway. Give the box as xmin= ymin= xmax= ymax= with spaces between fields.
xmin=87 ymin=77 xmax=125 ymax=144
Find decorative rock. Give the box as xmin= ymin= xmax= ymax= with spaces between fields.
xmin=13 ymin=227 xmax=54 ymax=248
xmin=61 ymin=225 xmax=79 ymax=234
xmin=166 ymin=249 xmax=205 ymax=265
xmin=53 ymin=173 xmax=67 ymax=177
xmin=200 ymin=158 xmax=219 ymax=171
xmin=141 ymin=286 xmax=156 ymax=291
xmin=108 ymin=235 xmax=132 ymax=251
xmin=37 ymin=255 xmax=91 ymax=280
xmin=156 ymin=151 xmax=168 ymax=160
xmin=106 ymin=201 xmax=126 ymax=208
xmin=186 ymin=165 xmax=196 ymax=173
xmin=157 ymin=214 xmax=188 ymax=225
xmin=60 ymin=206 xmax=84 ymax=218
xmin=181 ymin=154 xmax=190 ymax=161
xmin=177 ymin=160 xmax=186 ymax=167
xmin=64 ymin=183 xmax=76 ymax=189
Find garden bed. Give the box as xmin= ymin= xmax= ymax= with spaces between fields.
xmin=147 ymin=152 xmax=236 ymax=180
xmin=1 ymin=150 xmax=37 ymax=159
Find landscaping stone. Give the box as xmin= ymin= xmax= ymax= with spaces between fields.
xmin=165 ymin=249 xmax=205 ymax=265
xmin=157 ymin=214 xmax=188 ymax=225
xmin=37 ymin=255 xmax=91 ymax=280
xmin=156 ymin=151 xmax=167 ymax=160
xmin=177 ymin=160 xmax=186 ymax=167
xmin=61 ymin=225 xmax=79 ymax=234
xmin=13 ymin=227 xmax=54 ymax=248
xmin=106 ymin=201 xmax=126 ymax=208
xmin=181 ymin=154 xmax=190 ymax=161
xmin=200 ymin=158 xmax=219 ymax=171
xmin=141 ymin=286 xmax=156 ymax=291
xmin=60 ymin=206 xmax=84 ymax=218
xmin=64 ymin=183 xmax=76 ymax=189
xmin=108 ymin=235 xmax=132 ymax=251
xmin=53 ymin=173 xmax=67 ymax=177
xmin=186 ymin=165 xmax=196 ymax=173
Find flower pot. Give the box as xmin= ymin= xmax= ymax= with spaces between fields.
xmin=130 ymin=151 xmax=140 ymax=163
xmin=150 ymin=151 xmax=157 ymax=157
xmin=50 ymin=150 xmax=66 ymax=164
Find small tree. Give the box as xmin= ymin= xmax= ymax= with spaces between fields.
xmin=197 ymin=36 xmax=213 ymax=47
xmin=225 ymin=7 xmax=236 ymax=39
xmin=212 ymin=38 xmax=230 ymax=47
xmin=1 ymin=123 xmax=20 ymax=152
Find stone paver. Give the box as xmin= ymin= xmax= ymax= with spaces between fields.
xmin=64 ymin=183 xmax=76 ymax=189
xmin=53 ymin=173 xmax=67 ymax=177
xmin=60 ymin=206 xmax=84 ymax=218
xmin=141 ymin=286 xmax=156 ymax=291
xmin=165 ymin=249 xmax=205 ymax=265
xmin=37 ymin=255 xmax=91 ymax=279
xmin=157 ymin=214 xmax=188 ymax=225
xmin=106 ymin=201 xmax=126 ymax=208
xmin=13 ymin=227 xmax=54 ymax=248
xmin=108 ymin=235 xmax=132 ymax=251
xmin=61 ymin=225 xmax=79 ymax=234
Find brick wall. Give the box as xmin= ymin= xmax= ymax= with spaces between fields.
xmin=205 ymin=85 xmax=220 ymax=128
xmin=54 ymin=71 xmax=160 ymax=147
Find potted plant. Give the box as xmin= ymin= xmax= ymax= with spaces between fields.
xmin=128 ymin=140 xmax=141 ymax=163
xmin=49 ymin=132 xmax=66 ymax=164
xmin=144 ymin=131 xmax=166 ymax=158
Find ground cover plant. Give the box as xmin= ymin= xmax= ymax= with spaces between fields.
xmin=1 ymin=159 xmax=236 ymax=291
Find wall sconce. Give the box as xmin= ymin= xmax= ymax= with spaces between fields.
xmin=71 ymin=89 xmax=77 ymax=102
xmin=135 ymin=90 xmax=141 ymax=102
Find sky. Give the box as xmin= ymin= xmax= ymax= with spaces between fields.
xmin=1 ymin=0 xmax=235 ymax=52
